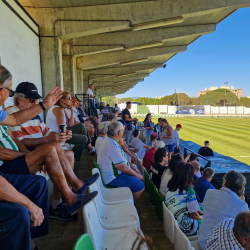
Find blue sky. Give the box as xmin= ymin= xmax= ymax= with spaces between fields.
xmin=119 ymin=7 xmax=250 ymax=99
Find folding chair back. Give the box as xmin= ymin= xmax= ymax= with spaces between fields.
xmin=162 ymin=201 xmax=175 ymax=244
xmin=154 ymin=190 xmax=164 ymax=221
xmin=73 ymin=234 xmax=94 ymax=250
xmin=144 ymin=168 xmax=150 ymax=193
xmin=174 ymin=219 xmax=194 ymax=250
xmin=149 ymin=179 xmax=156 ymax=206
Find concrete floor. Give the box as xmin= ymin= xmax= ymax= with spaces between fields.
xmin=34 ymin=152 xmax=174 ymax=250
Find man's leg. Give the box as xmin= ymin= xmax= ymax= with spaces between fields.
xmin=0 ymin=174 xmax=49 ymax=250
xmin=25 ymin=144 xmax=82 ymax=206
xmin=52 ymin=150 xmax=74 ymax=209
xmin=0 ymin=201 xmax=31 ymax=250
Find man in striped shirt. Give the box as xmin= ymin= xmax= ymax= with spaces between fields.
xmin=0 ymin=65 xmax=98 ymax=250
xmin=5 ymin=82 xmax=99 ymax=220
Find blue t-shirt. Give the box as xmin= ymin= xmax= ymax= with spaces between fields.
xmin=194 ymin=177 xmax=215 ymax=203
xmin=0 ymin=110 xmax=7 ymax=122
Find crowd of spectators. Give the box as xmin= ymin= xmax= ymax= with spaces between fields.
xmin=1 ymin=77 xmax=249 ymax=250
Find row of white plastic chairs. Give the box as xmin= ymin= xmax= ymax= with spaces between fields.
xmin=82 ymin=167 xmax=148 ymax=250
xmin=136 ymin=159 xmax=201 ymax=250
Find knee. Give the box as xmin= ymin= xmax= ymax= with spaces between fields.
xmin=45 ymin=145 xmax=57 ymax=156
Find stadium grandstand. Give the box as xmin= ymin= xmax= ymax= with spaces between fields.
xmin=1 ymin=1 xmax=250 ymax=250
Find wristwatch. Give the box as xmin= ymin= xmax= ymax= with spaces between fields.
xmin=39 ymin=102 xmax=46 ymax=111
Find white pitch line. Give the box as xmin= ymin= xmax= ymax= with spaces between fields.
xmin=230 ymin=156 xmax=250 ymax=158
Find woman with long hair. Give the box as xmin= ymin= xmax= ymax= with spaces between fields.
xmin=159 ymin=153 xmax=184 ymax=196
xmin=46 ymin=91 xmax=96 ymax=161
xmin=143 ymin=113 xmax=153 ymax=146
xmin=165 ymin=162 xmax=203 ymax=236
xmin=160 ymin=119 xmax=175 ymax=161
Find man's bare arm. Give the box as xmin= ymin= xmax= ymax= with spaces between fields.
xmin=0 ymin=176 xmax=44 ymax=227
xmin=0 ymin=87 xmax=62 ymax=126
xmin=21 ymin=132 xmax=68 ymax=148
xmin=8 ymin=128 xmax=30 ymax=153
xmin=115 ymin=162 xmax=143 ymax=180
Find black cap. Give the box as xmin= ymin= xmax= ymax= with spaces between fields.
xmin=16 ymin=82 xmax=42 ymax=100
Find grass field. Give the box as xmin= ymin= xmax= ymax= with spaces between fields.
xmin=137 ymin=117 xmax=250 ymax=166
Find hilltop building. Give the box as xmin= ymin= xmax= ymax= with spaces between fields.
xmin=198 ymin=86 xmax=242 ymax=98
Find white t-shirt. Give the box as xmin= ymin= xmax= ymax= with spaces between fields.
xmin=173 ymin=130 xmax=180 ymax=147
xmin=95 ymin=136 xmax=105 ymax=155
xmin=115 ymin=106 xmax=121 ymax=113
xmin=97 ymin=136 xmax=129 ymax=184
xmin=87 ymin=88 xmax=94 ymax=100
xmin=159 ymin=169 xmax=172 ymax=196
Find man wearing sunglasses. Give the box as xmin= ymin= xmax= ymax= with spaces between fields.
xmin=6 ymin=82 xmax=91 ymax=221
xmin=0 ymin=65 xmax=98 ymax=250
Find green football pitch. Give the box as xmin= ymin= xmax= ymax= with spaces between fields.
xmin=137 ymin=117 xmax=250 ymax=166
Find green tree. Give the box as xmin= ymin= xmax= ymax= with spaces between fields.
xmin=240 ymin=97 xmax=250 ymax=107
xmin=199 ymin=89 xmax=239 ymax=106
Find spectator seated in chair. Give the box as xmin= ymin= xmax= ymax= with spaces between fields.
xmin=198 ymin=141 xmax=214 ymax=157
xmin=165 ymin=162 xmax=203 ymax=236
xmin=143 ymin=140 xmax=165 ymax=174
xmin=97 ymin=121 xmax=144 ymax=203
xmin=150 ymin=148 xmax=168 ymax=190
xmin=95 ymin=121 xmax=110 ymax=154
xmin=191 ymin=161 xmax=202 ymax=181
xmin=194 ymin=167 xmax=215 ymax=205
xmin=46 ymin=91 xmax=96 ymax=157
xmin=0 ymin=65 xmax=98 ymax=250
xmin=131 ymin=130 xmax=152 ymax=159
xmin=159 ymin=153 xmax=184 ymax=197
xmin=204 ymin=211 xmax=250 ymax=250
xmin=198 ymin=170 xmax=249 ymax=250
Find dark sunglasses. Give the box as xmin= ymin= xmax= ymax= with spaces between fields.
xmin=0 ymin=87 xmax=15 ymax=97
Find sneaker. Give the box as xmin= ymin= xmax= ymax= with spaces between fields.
xmin=74 ymin=173 xmax=99 ymax=194
xmin=67 ymin=191 xmax=98 ymax=215
xmin=49 ymin=203 xmax=78 ymax=221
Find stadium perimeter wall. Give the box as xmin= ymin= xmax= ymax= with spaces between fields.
xmin=0 ymin=0 xmax=42 ymax=108
xmin=118 ymin=104 xmax=250 ymax=115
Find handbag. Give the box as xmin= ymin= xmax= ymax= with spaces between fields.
xmin=127 ymin=122 xmax=133 ymax=131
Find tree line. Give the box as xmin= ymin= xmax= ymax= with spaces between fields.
xmin=120 ymin=89 xmax=250 ymax=107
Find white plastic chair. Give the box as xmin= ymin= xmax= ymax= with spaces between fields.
xmin=190 ymin=240 xmax=201 ymax=250
xmin=83 ymin=201 xmax=148 ymax=250
xmin=174 ymin=220 xmax=195 ymax=250
xmin=92 ymin=168 xmax=134 ymax=205
xmin=162 ymin=201 xmax=175 ymax=243
xmin=89 ymin=182 xmax=140 ymax=230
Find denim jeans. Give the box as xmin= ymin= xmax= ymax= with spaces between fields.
xmin=125 ymin=125 xmax=134 ymax=145
xmin=144 ymin=129 xmax=152 ymax=146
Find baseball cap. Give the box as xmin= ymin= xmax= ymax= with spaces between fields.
xmin=152 ymin=132 xmax=158 ymax=137
xmin=177 ymin=124 xmax=182 ymax=128
xmin=16 ymin=82 xmax=42 ymax=100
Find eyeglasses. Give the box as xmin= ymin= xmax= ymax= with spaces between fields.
xmin=0 ymin=87 xmax=15 ymax=97
xmin=26 ymin=98 xmax=39 ymax=104
xmin=64 ymin=97 xmax=72 ymax=100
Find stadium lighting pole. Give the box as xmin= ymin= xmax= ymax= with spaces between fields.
xmin=224 ymin=82 xmax=228 ymax=106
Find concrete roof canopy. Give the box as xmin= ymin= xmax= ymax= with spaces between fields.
xmin=18 ymin=0 xmax=250 ymax=96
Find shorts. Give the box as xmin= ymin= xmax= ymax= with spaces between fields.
xmin=107 ymin=173 xmax=145 ymax=192
xmin=0 ymin=155 xmax=30 ymax=175
xmin=165 ymin=143 xmax=175 ymax=153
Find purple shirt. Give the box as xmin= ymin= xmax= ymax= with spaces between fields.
xmin=144 ymin=120 xmax=153 ymax=129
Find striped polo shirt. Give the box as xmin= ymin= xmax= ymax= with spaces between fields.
xmin=5 ymin=105 xmax=51 ymax=140
xmin=0 ymin=125 xmax=19 ymax=166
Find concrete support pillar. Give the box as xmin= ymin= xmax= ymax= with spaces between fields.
xmin=76 ymin=70 xmax=83 ymax=94
xmin=62 ymin=55 xmax=71 ymax=92
xmin=40 ymin=37 xmax=64 ymax=95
